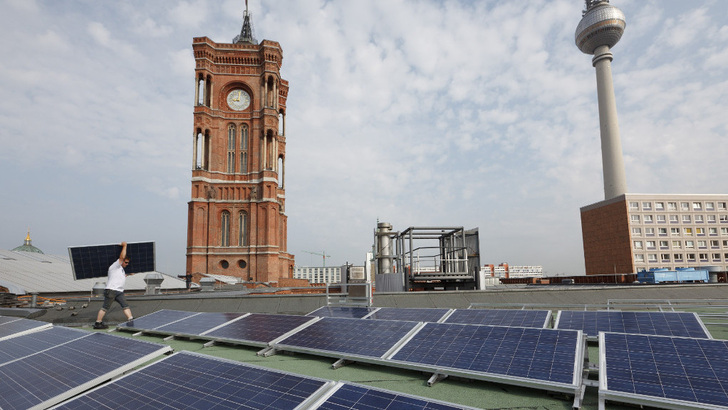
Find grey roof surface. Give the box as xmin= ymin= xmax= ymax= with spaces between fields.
xmin=0 ymin=249 xmax=188 ymax=294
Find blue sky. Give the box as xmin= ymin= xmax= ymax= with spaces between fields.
xmin=1 ymin=0 xmax=726 ymax=277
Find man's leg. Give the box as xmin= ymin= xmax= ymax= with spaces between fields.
xmin=123 ymin=308 xmax=133 ymax=320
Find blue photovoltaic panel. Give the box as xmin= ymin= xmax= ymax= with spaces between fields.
xmin=307 ymin=306 xmax=377 ymax=318
xmin=204 ymin=313 xmax=316 ymax=345
xmin=0 ymin=331 xmax=170 ymax=410
xmin=154 ymin=312 xmax=246 ymax=335
xmin=55 ymin=351 xmax=330 ymax=410
xmin=366 ymin=307 xmax=450 ymax=323
xmin=556 ymin=311 xmax=710 ymax=339
xmin=601 ymin=332 xmax=728 ymax=408
xmin=0 ymin=326 xmax=86 ymax=365
xmin=69 ymin=241 xmax=155 ymax=280
xmin=276 ymin=317 xmax=419 ymax=358
xmin=391 ymin=323 xmax=580 ymax=386
xmin=0 ymin=316 xmax=18 ymax=325
xmin=0 ymin=316 xmax=52 ymax=341
xmin=319 ymin=382 xmax=477 ymax=410
xmin=444 ymin=309 xmax=550 ymax=328
xmin=117 ymin=309 xmax=198 ymax=331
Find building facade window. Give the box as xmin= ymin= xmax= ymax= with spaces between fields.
xmin=633 ymin=241 xmax=643 ymax=249
xmin=634 ymin=254 xmax=644 ymax=262
xmin=693 ymin=202 xmax=703 ymax=210
xmin=668 ymin=202 xmax=677 ymax=211
xmin=686 ymin=240 xmax=695 ymax=249
xmin=221 ymin=211 xmax=230 ymax=247
xmin=632 ymin=227 xmax=642 ymax=236
xmin=240 ymin=124 xmax=248 ymax=173
xmin=645 ymin=228 xmax=655 ymax=236
xmin=655 ymin=202 xmax=665 ymax=211
xmin=674 ymin=253 xmax=683 ymax=261
xmin=647 ymin=254 xmax=657 ymax=262
xmin=695 ymin=215 xmax=704 ymax=223
xmin=644 ymin=215 xmax=653 ymax=223
xmin=681 ymin=202 xmax=690 ymax=211
xmin=629 ymin=202 xmax=639 ymax=210
xmin=657 ymin=215 xmax=666 ymax=223
xmin=642 ymin=202 xmax=652 ymax=210
xmin=227 ymin=124 xmax=236 ymax=173
xmin=682 ymin=215 xmax=691 ymax=223
xmin=706 ymin=202 xmax=715 ymax=211
xmin=631 ymin=215 xmax=641 ymax=223
xmin=718 ymin=202 xmax=727 ymax=211
xmin=238 ymin=211 xmax=248 ymax=246
xmin=708 ymin=215 xmax=717 ymax=223
xmin=671 ymin=228 xmax=680 ymax=235
xmin=672 ymin=240 xmax=681 ymax=249
xmin=669 ymin=215 xmax=679 ymax=223
xmin=658 ymin=228 xmax=667 ymax=236
xmin=659 ymin=240 xmax=668 ymax=248
xmin=646 ymin=241 xmax=656 ymax=249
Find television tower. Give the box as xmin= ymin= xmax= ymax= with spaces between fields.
xmin=575 ymin=0 xmax=627 ymax=200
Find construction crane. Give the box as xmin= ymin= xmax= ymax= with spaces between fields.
xmin=302 ymin=250 xmax=331 ymax=267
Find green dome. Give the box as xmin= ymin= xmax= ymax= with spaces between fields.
xmin=11 ymin=231 xmax=44 ymax=254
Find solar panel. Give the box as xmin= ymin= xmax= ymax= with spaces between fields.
xmin=555 ymin=311 xmax=710 ymax=339
xmin=599 ymin=332 xmax=728 ymax=408
xmin=0 ymin=331 xmax=171 ymax=409
xmin=204 ymin=313 xmax=319 ymax=346
xmin=68 ymin=241 xmax=155 ymax=280
xmin=154 ymin=311 xmax=247 ymax=336
xmin=316 ymin=382 xmax=479 ymax=410
xmin=117 ymin=309 xmax=198 ymax=331
xmin=307 ymin=306 xmax=377 ymax=318
xmin=0 ymin=316 xmax=52 ymax=341
xmin=389 ymin=323 xmax=584 ymax=391
xmin=275 ymin=317 xmax=421 ymax=359
xmin=366 ymin=307 xmax=451 ymax=323
xmin=54 ymin=351 xmax=334 ymax=410
xmin=0 ymin=326 xmax=86 ymax=365
xmin=444 ymin=309 xmax=551 ymax=328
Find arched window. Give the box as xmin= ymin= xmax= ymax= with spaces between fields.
xmin=278 ymin=155 xmax=284 ymax=188
xmin=238 ymin=211 xmax=248 ymax=246
xmin=240 ymin=124 xmax=248 ymax=173
xmin=221 ymin=211 xmax=230 ymax=247
xmin=227 ymin=124 xmax=236 ymax=173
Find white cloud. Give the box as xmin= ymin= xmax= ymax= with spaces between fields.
xmin=1 ymin=0 xmax=726 ymax=277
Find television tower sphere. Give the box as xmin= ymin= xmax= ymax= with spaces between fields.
xmin=575 ymin=1 xmax=626 ymax=55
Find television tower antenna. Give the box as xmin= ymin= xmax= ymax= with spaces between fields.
xmin=575 ymin=0 xmax=628 ymax=200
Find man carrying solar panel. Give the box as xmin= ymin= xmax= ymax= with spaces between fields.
xmin=93 ymin=242 xmax=134 ymax=329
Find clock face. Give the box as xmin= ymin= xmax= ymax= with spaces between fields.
xmin=227 ymin=89 xmax=250 ymax=111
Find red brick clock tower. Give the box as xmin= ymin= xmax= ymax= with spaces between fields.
xmin=186 ymin=7 xmax=294 ymax=284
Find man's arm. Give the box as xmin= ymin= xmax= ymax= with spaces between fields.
xmin=118 ymin=241 xmax=127 ymax=264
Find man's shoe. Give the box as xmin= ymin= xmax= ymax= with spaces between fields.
xmin=93 ymin=322 xmax=108 ymax=329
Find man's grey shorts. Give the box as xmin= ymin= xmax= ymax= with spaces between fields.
xmin=101 ymin=289 xmax=129 ymax=311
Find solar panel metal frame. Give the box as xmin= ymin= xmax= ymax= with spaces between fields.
xmin=598 ymin=331 xmax=728 ymax=409
xmin=310 ymin=381 xmax=481 ymax=410
xmin=443 ymin=308 xmax=552 ymax=329
xmin=0 ymin=316 xmax=52 ymax=341
xmin=116 ymin=309 xmax=200 ymax=333
xmin=554 ymin=310 xmax=712 ymax=341
xmin=52 ymin=350 xmax=339 ymax=410
xmin=364 ymin=307 xmax=453 ymax=323
xmin=202 ymin=313 xmax=321 ymax=348
xmin=307 ymin=306 xmax=380 ymax=318
xmin=117 ymin=310 xmax=248 ymax=339
xmin=384 ymin=322 xmax=587 ymax=396
xmin=0 ymin=331 xmax=171 ymax=410
xmin=68 ymin=241 xmax=156 ymax=280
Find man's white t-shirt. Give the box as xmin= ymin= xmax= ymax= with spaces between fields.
xmin=106 ymin=260 xmax=126 ymax=291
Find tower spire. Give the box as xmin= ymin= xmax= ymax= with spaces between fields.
xmin=233 ymin=0 xmax=256 ymax=44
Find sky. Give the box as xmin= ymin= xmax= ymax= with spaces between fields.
xmin=1 ymin=0 xmax=727 ymax=277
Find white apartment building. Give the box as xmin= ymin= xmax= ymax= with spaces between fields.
xmin=581 ymin=194 xmax=728 ymax=274
xmin=481 ymin=264 xmax=543 ymax=279
xmin=293 ymin=266 xmax=341 ymax=284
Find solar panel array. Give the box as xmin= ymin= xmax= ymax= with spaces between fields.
xmin=444 ymin=309 xmax=551 ymax=328
xmin=555 ymin=311 xmax=710 ymax=339
xmin=55 ymin=351 xmax=477 ymax=410
xmin=68 ymin=241 xmax=155 ymax=280
xmin=600 ymin=332 xmax=728 ymax=408
xmin=0 ymin=315 xmax=52 ymax=341
xmin=0 ymin=326 xmax=171 ymax=410
xmin=97 ymin=306 xmax=725 ymax=408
